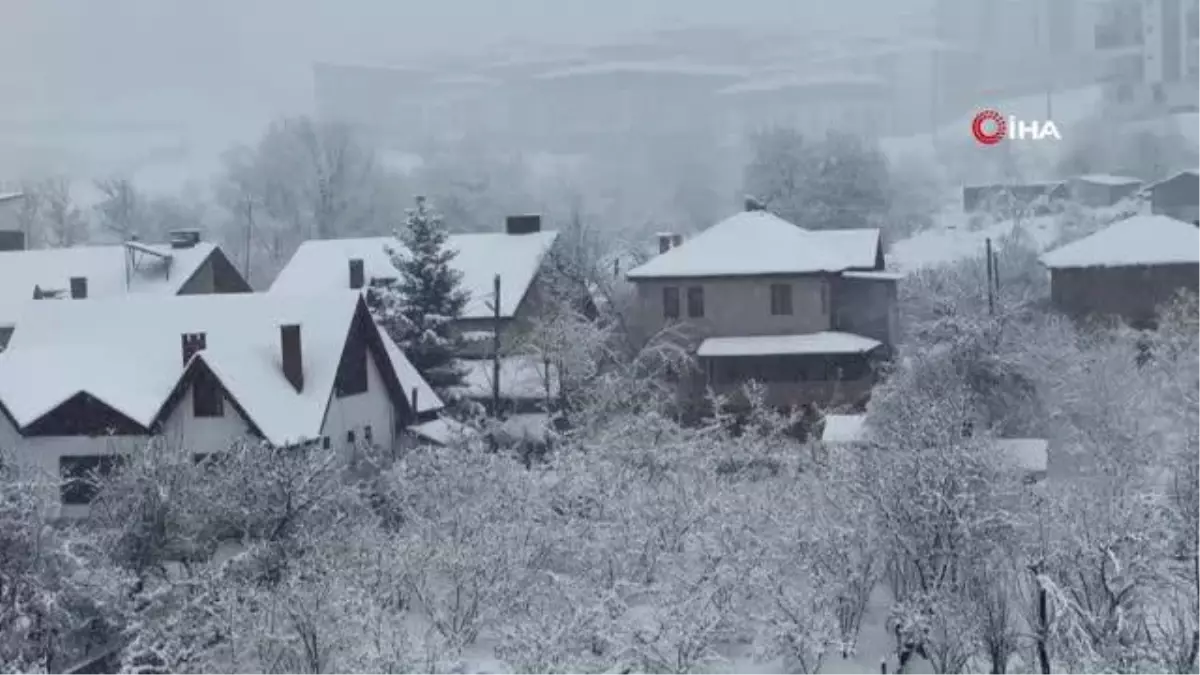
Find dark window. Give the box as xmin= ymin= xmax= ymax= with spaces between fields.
xmin=364 ymin=425 xmax=373 ymax=443
xmin=322 ymin=436 xmax=331 ymax=450
xmin=686 ymin=286 xmax=705 ymax=318
xmin=347 ymin=430 xmax=356 ymax=444
xmin=820 ymin=283 xmax=829 ymax=314
xmin=662 ymin=287 xmax=680 ymax=319
xmin=60 ymin=455 xmax=123 ymax=505
xmin=193 ymin=368 xmax=223 ymax=417
xmin=336 ymin=349 xmax=368 ymax=398
xmin=770 ymin=283 xmax=793 ymax=315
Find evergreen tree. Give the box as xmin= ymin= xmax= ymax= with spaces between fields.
xmin=369 ymin=196 xmax=468 ymax=401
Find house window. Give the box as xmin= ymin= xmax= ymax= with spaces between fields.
xmin=364 ymin=425 xmax=373 ymax=443
xmin=347 ymin=429 xmax=356 ymax=444
xmin=662 ymin=287 xmax=680 ymax=319
xmin=686 ymin=286 xmax=705 ymax=318
xmin=193 ymin=368 xmax=223 ymax=417
xmin=770 ymin=283 xmax=793 ymax=315
xmin=60 ymin=455 xmax=122 ymax=505
xmin=322 ymin=436 xmax=331 ymax=450
xmin=336 ymin=349 xmax=368 ymax=398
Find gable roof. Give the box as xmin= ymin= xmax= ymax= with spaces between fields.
xmin=1074 ymin=174 xmax=1142 ymax=187
xmin=269 ymin=231 xmax=560 ymax=320
xmin=1041 ymin=215 xmax=1200 ymax=269
xmin=625 ymin=211 xmax=880 ymax=280
xmin=0 ymin=241 xmax=225 ymax=328
xmin=1146 ymin=169 xmax=1200 ymax=191
xmin=0 ymin=291 xmax=437 ymax=445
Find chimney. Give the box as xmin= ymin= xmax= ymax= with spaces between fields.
xmin=745 ymin=195 xmax=766 ymax=211
xmin=168 ymin=229 xmax=202 ymax=249
xmin=0 ymin=231 xmax=24 ymax=251
xmin=181 ymin=332 xmax=207 ymax=366
xmin=671 ymin=234 xmax=683 ymax=248
xmin=657 ymin=233 xmax=674 ymax=254
xmin=69 ymin=276 xmax=88 ymax=299
xmin=280 ymin=324 xmax=303 ymax=392
xmin=349 ymin=258 xmax=365 ymax=290
xmin=505 ymin=214 xmax=541 ymax=235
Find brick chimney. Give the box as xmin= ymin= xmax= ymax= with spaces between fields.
xmin=181 ymin=332 xmax=207 ymax=366
xmin=671 ymin=234 xmax=683 ymax=248
xmin=505 ymin=214 xmax=541 ymax=235
xmin=657 ymin=233 xmax=674 ymax=254
xmin=349 ymin=258 xmax=365 ymax=290
xmin=69 ymin=277 xmax=88 ymax=299
xmin=169 ymin=229 xmax=202 ymax=249
xmin=280 ymin=324 xmax=303 ymax=392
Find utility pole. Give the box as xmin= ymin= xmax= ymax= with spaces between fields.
xmin=491 ymin=274 xmax=502 ymax=418
xmin=243 ymin=196 xmax=254 ymax=285
xmin=986 ymin=238 xmax=996 ymax=316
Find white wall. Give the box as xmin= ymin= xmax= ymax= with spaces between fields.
xmin=1 ymin=344 xmax=399 ymax=518
xmin=319 ymin=343 xmax=397 ymax=462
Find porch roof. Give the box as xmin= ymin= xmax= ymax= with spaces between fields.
xmin=696 ymin=331 xmax=882 ymax=358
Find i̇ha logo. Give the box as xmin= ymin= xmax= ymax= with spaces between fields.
xmin=971 ymin=109 xmax=1061 ymax=145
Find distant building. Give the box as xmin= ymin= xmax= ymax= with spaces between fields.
xmin=0 ymin=291 xmax=440 ymax=518
xmin=1069 ymin=174 xmax=1144 ymax=207
xmin=0 ymin=192 xmax=24 ymax=244
xmin=1041 ymin=214 xmax=1200 ymax=327
xmin=1093 ymin=0 xmax=1200 ymax=117
xmin=625 ymin=202 xmax=899 ymax=415
xmin=962 ymin=181 xmax=1069 ymax=215
xmin=1145 ymin=169 xmax=1200 ymax=223
xmin=0 ymin=230 xmax=251 ymax=349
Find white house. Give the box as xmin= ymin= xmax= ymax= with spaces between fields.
xmin=0 ymin=290 xmax=440 ymax=516
xmin=270 ymin=215 xmax=582 ymax=411
xmin=0 ymin=230 xmax=251 ymax=349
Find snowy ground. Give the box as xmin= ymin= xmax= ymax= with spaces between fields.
xmin=887 ymin=208 xmax=1063 ymax=272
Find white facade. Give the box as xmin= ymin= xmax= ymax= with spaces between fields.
xmin=2 ymin=337 xmax=398 ymax=519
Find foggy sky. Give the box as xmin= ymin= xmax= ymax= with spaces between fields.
xmin=2 ymin=0 xmax=919 ymax=115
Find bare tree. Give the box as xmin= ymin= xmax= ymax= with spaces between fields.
xmin=93 ymin=177 xmax=144 ymax=242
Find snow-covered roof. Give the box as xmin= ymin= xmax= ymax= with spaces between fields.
xmin=379 ymin=331 xmax=443 ymax=414
xmin=0 ymin=241 xmax=221 ymax=328
xmin=0 ymin=291 xmax=434 ymax=445
xmin=1075 ymin=174 xmax=1142 ymax=187
xmin=697 ymin=332 xmax=882 ymax=357
xmin=819 ymin=417 xmax=1048 ymax=473
xmin=410 ymin=417 xmax=481 ymax=447
xmin=843 ymin=270 xmax=905 ymax=281
xmin=821 ymin=414 xmax=868 ymax=443
xmin=1146 ymin=168 xmax=1200 ymax=190
xmin=625 ymin=211 xmax=879 ymax=279
xmin=455 ymin=356 xmax=559 ymax=401
xmin=1041 ymin=215 xmax=1200 ymax=269
xmin=269 ymin=231 xmax=560 ymax=320
xmin=0 ymin=192 xmax=23 ymax=203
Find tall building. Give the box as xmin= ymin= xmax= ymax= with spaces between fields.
xmin=1093 ymin=0 xmax=1199 ymax=117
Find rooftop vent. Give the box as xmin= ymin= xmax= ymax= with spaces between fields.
xmin=69 ymin=277 xmax=88 ymax=299
xmin=169 ymin=229 xmax=202 ymax=249
xmin=744 ymin=195 xmax=766 ymax=211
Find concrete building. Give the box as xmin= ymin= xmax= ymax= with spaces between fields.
xmin=1093 ymin=0 xmax=1200 ymax=117
xmin=625 ymin=203 xmax=899 ymax=414
xmin=1145 ymin=169 xmax=1200 ymax=224
xmin=1069 ymin=174 xmax=1144 ymax=206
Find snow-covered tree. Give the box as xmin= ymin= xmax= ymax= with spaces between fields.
xmin=370 ymin=196 xmax=468 ymax=401
xmin=743 ymin=128 xmax=892 ymax=231
xmin=93 ymin=177 xmax=144 ymax=242
xmin=17 ymin=177 xmax=88 ymax=248
xmin=215 ymin=116 xmax=406 ymax=284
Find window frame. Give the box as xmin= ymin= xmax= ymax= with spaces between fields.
xmin=686 ymin=286 xmax=705 ymax=318
xmin=769 ymin=283 xmax=793 ymax=316
xmin=662 ymin=286 xmax=680 ymax=319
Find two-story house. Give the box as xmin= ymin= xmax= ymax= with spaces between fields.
xmin=625 ymin=205 xmax=900 ymax=413
xmin=0 ymin=291 xmax=441 ymax=517
xmin=1041 ymin=214 xmax=1200 ymax=328
xmin=0 ymin=229 xmax=251 ymax=349
xmin=269 ymin=215 xmax=584 ymax=412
